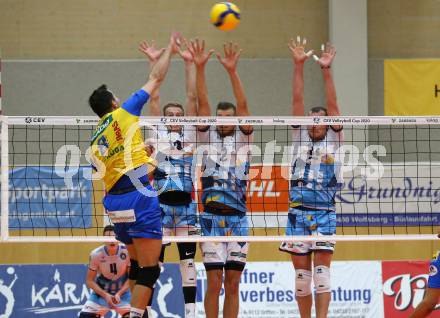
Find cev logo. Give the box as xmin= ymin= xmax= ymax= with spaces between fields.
xmin=24 ymin=117 xmax=46 ymax=124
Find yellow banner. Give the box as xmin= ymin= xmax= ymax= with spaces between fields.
xmin=384 ymin=60 xmax=440 ymax=115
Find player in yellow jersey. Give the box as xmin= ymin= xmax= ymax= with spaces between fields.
xmin=88 ymin=33 xmax=180 ymax=318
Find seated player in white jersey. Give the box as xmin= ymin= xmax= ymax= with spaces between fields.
xmin=188 ymin=39 xmax=253 ymax=318
xmin=79 ymin=225 xmax=131 ymax=318
xmin=139 ymin=40 xmax=198 ymax=318
xmin=279 ymin=37 xmax=343 ymax=318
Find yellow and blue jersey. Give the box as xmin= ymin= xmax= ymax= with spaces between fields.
xmin=90 ymin=89 xmax=154 ymax=191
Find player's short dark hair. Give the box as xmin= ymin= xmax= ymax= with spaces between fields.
xmin=103 ymin=225 xmax=115 ymax=235
xmin=89 ymin=84 xmax=114 ymax=117
xmin=309 ymin=106 xmax=328 ymax=115
xmin=163 ymin=102 xmax=184 ymax=115
xmin=216 ymin=102 xmax=236 ymax=114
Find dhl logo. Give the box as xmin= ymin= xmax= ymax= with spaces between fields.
xmin=196 ymin=165 xmax=289 ymax=213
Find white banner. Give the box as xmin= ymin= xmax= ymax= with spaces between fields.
xmin=196 ymin=261 xmax=383 ymax=318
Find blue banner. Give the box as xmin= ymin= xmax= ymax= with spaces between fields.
xmin=8 ymin=166 xmax=92 ymax=229
xmin=337 ymin=213 xmax=440 ymax=227
xmin=0 ymin=264 xmax=184 ymax=318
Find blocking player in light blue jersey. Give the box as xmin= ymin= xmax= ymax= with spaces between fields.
xmin=189 ymin=39 xmax=253 ymax=318
xmin=409 ymin=249 xmax=440 ymax=318
xmin=79 ymin=226 xmax=131 ymax=318
xmin=140 ymin=40 xmax=199 ymax=318
xmin=279 ymin=37 xmax=343 ymax=318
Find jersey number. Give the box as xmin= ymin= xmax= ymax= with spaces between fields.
xmin=109 ymin=263 xmax=118 ymax=275
xmin=97 ymin=135 xmax=109 ymax=156
xmin=292 ymin=146 xmax=324 ymax=184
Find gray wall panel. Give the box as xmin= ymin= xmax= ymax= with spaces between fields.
xmin=2 ymin=59 xmax=327 ymax=116
xmin=368 ymin=59 xmax=384 ymax=116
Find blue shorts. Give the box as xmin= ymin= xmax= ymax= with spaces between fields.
xmin=200 ymin=212 xmax=248 ymax=237
xmin=103 ymin=184 xmax=162 ymax=244
xmin=285 ymin=207 xmax=336 ymax=236
xmin=161 ymin=202 xmax=197 ymax=228
xmin=428 ymin=255 xmax=440 ymax=288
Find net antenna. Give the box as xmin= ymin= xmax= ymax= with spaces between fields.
xmin=0 ymin=50 xmax=8 ymax=242
xmin=1 ymin=115 xmax=440 ymax=243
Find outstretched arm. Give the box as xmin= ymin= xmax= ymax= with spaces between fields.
xmin=217 ymin=42 xmax=252 ymax=134
xmin=138 ymin=40 xmax=165 ymax=116
xmin=188 ymin=39 xmax=214 ymax=130
xmin=148 ymin=91 xmax=161 ymax=116
xmin=142 ymin=32 xmax=181 ymax=96
xmin=289 ymin=36 xmax=313 ymax=117
xmin=314 ymin=43 xmax=342 ymax=130
xmin=179 ymin=46 xmax=197 ymax=116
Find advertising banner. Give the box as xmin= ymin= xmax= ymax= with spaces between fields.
xmin=7 ymin=166 xmax=93 ymax=229
xmin=382 ymin=260 xmax=440 ymax=318
xmin=0 ymin=262 xmax=384 ymax=318
xmin=0 ymin=264 xmax=183 ymax=318
xmin=384 ymin=59 xmax=440 ymax=115
xmin=195 ymin=261 xmax=383 ymax=318
xmin=243 ymin=164 xmax=440 ymax=227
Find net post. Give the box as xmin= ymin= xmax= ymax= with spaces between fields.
xmin=1 ymin=118 xmax=8 ymax=241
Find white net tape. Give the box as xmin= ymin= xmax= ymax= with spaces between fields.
xmin=1 ymin=115 xmax=440 ymax=242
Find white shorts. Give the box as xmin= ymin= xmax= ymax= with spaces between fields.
xmin=162 ymin=224 xmax=200 ymax=245
xmin=279 ymin=234 xmax=336 ymax=255
xmin=201 ymin=241 xmax=249 ymax=271
xmin=81 ymin=292 xmax=130 ymax=315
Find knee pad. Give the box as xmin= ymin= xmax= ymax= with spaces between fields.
xmin=129 ymin=259 xmax=139 ymax=281
xmin=314 ymin=265 xmax=331 ymax=293
xmin=180 ymin=258 xmax=196 ymax=287
xmin=295 ymin=269 xmax=312 ymax=297
xmin=137 ymin=265 xmax=161 ymax=289
xmin=178 ymin=242 xmax=196 ymax=260
xmin=79 ymin=313 xmax=100 ymax=318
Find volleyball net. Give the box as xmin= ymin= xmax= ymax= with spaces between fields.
xmin=1 ymin=115 xmax=440 ymax=242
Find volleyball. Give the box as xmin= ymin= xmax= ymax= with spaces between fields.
xmin=210 ymin=2 xmax=241 ymax=31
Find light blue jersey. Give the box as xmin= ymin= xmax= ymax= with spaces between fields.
xmin=151 ymin=125 xmax=196 ymax=207
xmin=198 ymin=127 xmax=253 ymax=216
xmin=88 ymin=244 xmax=130 ymax=295
xmin=289 ymin=127 xmax=343 ymax=211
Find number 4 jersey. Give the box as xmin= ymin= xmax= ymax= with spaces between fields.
xmin=88 ymin=244 xmax=130 ymax=295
